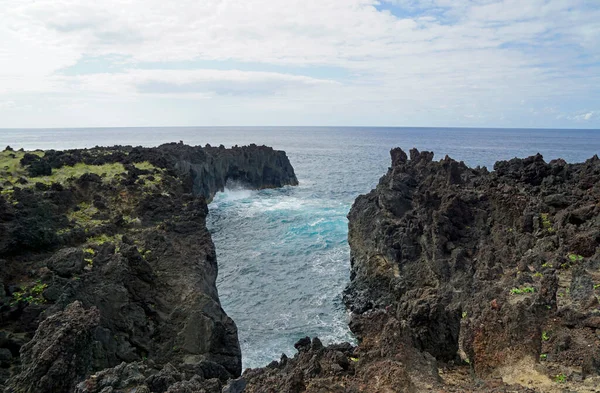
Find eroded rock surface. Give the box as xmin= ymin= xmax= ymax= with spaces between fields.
xmin=343 ymin=148 xmax=600 ymax=390
xmin=0 ymin=143 xmax=298 ymax=392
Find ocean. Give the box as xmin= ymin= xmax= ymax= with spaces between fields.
xmin=1 ymin=126 xmax=599 ymax=369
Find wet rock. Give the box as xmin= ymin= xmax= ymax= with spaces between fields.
xmin=294 ymin=337 xmax=311 ymax=352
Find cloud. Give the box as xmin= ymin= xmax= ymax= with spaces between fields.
xmin=574 ymin=111 xmax=596 ymax=121
xmin=0 ymin=0 xmax=599 ymax=127
xmin=62 ymin=69 xmax=338 ymax=97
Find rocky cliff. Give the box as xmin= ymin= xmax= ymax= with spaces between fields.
xmin=0 ymin=143 xmax=298 ymax=393
xmin=242 ymin=148 xmax=600 ymax=393
xmin=343 ymin=148 xmax=600 ymax=391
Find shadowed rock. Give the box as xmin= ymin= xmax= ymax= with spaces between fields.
xmin=5 ymin=301 xmax=100 ymax=393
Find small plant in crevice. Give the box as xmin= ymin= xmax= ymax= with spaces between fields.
xmin=11 ymin=280 xmax=48 ymax=306
xmin=510 ymin=287 xmax=535 ymax=295
xmin=540 ymin=213 xmax=555 ymax=233
xmin=554 ymin=373 xmax=566 ymax=383
xmin=567 ymin=253 xmax=583 ymax=263
xmin=84 ymin=247 xmax=95 ymax=267
xmin=542 ymin=331 xmax=550 ymax=341
xmin=540 ymin=353 xmax=547 ymax=360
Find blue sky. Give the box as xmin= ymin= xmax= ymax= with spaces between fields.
xmin=0 ymin=0 xmax=599 ymax=128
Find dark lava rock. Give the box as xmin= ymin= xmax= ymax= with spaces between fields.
xmin=345 ymin=147 xmax=600 ymax=381
xmin=46 ymin=247 xmax=85 ymax=278
xmin=222 ymin=377 xmax=247 ymax=393
xmin=5 ymin=301 xmax=100 ymax=393
xmin=0 ymin=143 xmax=298 ymax=392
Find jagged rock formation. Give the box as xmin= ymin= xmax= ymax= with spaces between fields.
xmin=341 ymin=148 xmax=600 ymax=391
xmin=0 ymin=143 xmax=298 ymax=392
xmin=6 ymin=301 xmax=99 ymax=393
xmin=242 ymin=148 xmax=600 ymax=393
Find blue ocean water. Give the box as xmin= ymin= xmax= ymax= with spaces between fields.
xmin=1 ymin=127 xmax=599 ymax=369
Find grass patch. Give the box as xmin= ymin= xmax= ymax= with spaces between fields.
xmin=510 ymin=287 xmax=535 ymax=295
xmin=133 ymin=161 xmax=155 ymax=171
xmin=86 ymin=233 xmax=122 ymax=246
xmin=67 ymin=202 xmax=107 ymax=228
xmin=36 ymin=162 xmax=126 ymax=185
xmin=1 ymin=152 xmax=128 ymax=194
xmin=0 ymin=149 xmax=44 ymax=183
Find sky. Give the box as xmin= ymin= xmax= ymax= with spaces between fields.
xmin=0 ymin=0 xmax=599 ymax=128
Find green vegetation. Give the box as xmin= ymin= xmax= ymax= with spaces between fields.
xmin=554 ymin=373 xmax=566 ymax=383
xmin=594 ymin=284 xmax=600 ymax=290
xmin=510 ymin=287 xmax=535 ymax=295
xmin=462 ymin=311 xmax=467 ymax=319
xmin=542 ymin=331 xmax=550 ymax=341
xmin=123 ymin=215 xmax=142 ymax=226
xmin=40 ymin=162 xmax=126 ymax=184
xmin=1 ymin=149 xmax=130 ymax=198
xmin=67 ymin=202 xmax=106 ymax=228
xmin=567 ymin=253 xmax=583 ymax=262
xmin=540 ymin=353 xmax=547 ymax=360
xmin=11 ymin=280 xmax=48 ymax=306
xmin=0 ymin=149 xmax=44 ymax=183
xmin=87 ymin=233 xmax=122 ymax=246
xmin=540 ymin=213 xmax=554 ymax=233
xmin=541 ymin=262 xmax=551 ymax=268
xmin=533 ymin=272 xmax=543 ymax=278
xmin=84 ymin=247 xmax=95 ymax=267
xmin=133 ymin=161 xmax=155 ymax=171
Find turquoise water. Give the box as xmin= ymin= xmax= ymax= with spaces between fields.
xmin=2 ymin=127 xmax=599 ymax=368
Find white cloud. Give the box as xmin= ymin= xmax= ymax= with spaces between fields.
xmin=574 ymin=111 xmax=595 ymax=121
xmin=0 ymin=0 xmax=599 ymax=127
xmin=60 ymin=69 xmax=338 ymax=97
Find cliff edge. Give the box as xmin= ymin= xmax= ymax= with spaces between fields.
xmin=0 ymin=143 xmax=298 ymax=393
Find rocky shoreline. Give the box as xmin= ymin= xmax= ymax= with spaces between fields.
xmin=2 ymin=143 xmax=600 ymax=392
xmin=0 ymin=143 xmax=297 ymax=392
xmin=242 ymin=148 xmax=600 ymax=393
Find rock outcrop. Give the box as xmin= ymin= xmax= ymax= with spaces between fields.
xmin=5 ymin=301 xmax=100 ymax=393
xmin=342 ymin=148 xmax=600 ymax=391
xmin=0 ymin=143 xmax=298 ymax=392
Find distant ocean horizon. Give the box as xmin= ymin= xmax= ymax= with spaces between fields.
xmin=3 ymin=126 xmax=600 ymax=369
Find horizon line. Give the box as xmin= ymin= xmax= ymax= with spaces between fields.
xmin=1 ymin=125 xmax=599 ymax=131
